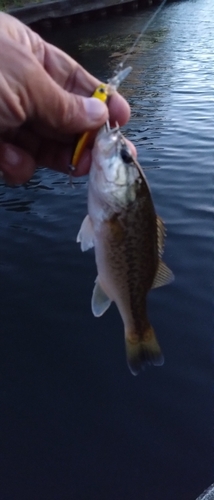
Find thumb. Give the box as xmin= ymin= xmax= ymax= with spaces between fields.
xmin=28 ymin=64 xmax=108 ymax=135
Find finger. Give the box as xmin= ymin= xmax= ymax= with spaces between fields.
xmin=29 ymin=63 xmax=108 ymax=135
xmin=0 ymin=17 xmax=130 ymax=136
xmin=40 ymin=44 xmax=131 ymax=129
xmin=6 ymin=127 xmax=41 ymax=158
xmin=41 ymin=42 xmax=131 ymax=127
xmin=126 ymin=139 xmax=137 ymax=158
xmin=2 ymin=126 xmax=73 ymax=174
xmin=0 ymin=14 xmax=101 ymax=96
xmin=108 ymin=93 xmax=131 ymax=127
xmin=39 ymin=43 xmax=131 ymax=129
xmin=37 ymin=141 xmax=72 ymax=173
xmin=41 ymin=42 xmax=101 ymax=95
xmin=41 ymin=44 xmax=131 ymax=127
xmin=72 ymin=148 xmax=91 ymax=177
xmin=0 ymin=143 xmax=36 ymax=184
xmin=13 ymin=132 xmax=73 ymax=174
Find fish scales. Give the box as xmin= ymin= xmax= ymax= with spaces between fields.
xmin=108 ymin=186 xmax=158 ymax=331
xmin=77 ymin=125 xmax=173 ymax=375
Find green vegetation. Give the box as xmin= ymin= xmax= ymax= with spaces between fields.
xmin=1 ymin=0 xmax=49 ymax=11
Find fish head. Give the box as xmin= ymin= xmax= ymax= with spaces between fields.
xmin=92 ymin=125 xmax=126 ymax=181
xmin=90 ymin=124 xmax=141 ymax=207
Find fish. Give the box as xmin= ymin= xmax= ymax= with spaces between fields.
xmin=77 ymin=123 xmax=173 ymax=375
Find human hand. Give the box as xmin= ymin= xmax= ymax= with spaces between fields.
xmin=0 ymin=13 xmax=135 ymax=185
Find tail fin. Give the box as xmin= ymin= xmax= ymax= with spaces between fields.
xmin=125 ymin=325 xmax=164 ymax=376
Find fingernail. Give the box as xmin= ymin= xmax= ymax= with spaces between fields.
xmin=83 ymin=97 xmax=107 ymax=122
xmin=4 ymin=146 xmax=21 ymax=166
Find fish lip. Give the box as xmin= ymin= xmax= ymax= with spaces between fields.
xmin=95 ymin=125 xmax=121 ymax=160
xmin=98 ymin=121 xmax=122 ymax=144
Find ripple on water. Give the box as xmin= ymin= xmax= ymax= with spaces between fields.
xmin=0 ymin=1 xmax=213 ymax=499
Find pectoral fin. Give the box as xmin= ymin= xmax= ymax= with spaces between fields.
xmin=91 ymin=278 xmax=112 ymax=317
xmin=76 ymin=215 xmax=94 ymax=251
xmin=152 ymin=260 xmax=174 ymax=289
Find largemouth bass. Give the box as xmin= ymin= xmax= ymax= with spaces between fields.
xmin=77 ymin=124 xmax=173 ymax=375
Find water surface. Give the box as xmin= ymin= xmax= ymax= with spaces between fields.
xmin=0 ymin=1 xmax=213 ymax=498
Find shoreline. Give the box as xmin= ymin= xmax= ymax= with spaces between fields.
xmin=6 ymin=0 xmax=165 ymax=27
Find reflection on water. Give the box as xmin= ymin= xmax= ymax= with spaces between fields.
xmin=0 ymin=1 xmax=213 ymax=499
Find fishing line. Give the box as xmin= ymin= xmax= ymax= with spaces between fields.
xmin=70 ymin=0 xmax=168 ymax=179
xmin=116 ymin=0 xmax=168 ymax=71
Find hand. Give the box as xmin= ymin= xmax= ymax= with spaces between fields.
xmin=0 ymin=13 xmax=135 ymax=185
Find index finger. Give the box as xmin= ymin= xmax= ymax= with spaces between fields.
xmin=42 ymin=42 xmax=101 ymax=95
xmin=39 ymin=42 xmax=131 ymax=126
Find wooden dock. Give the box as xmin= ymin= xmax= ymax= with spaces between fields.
xmin=9 ymin=0 xmax=163 ymax=27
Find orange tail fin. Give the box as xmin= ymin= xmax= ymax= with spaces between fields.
xmin=125 ymin=325 xmax=164 ymax=376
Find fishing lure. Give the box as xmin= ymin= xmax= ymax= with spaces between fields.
xmin=71 ymin=66 xmax=132 ymax=168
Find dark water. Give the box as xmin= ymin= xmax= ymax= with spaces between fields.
xmin=0 ymin=1 xmax=213 ymax=499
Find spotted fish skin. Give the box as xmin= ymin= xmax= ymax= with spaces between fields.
xmin=77 ymin=125 xmax=173 ymax=375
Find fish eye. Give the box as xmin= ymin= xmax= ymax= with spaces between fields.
xmin=120 ymin=145 xmax=133 ymax=164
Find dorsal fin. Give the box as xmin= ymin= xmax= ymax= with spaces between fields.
xmin=156 ymin=215 xmax=166 ymax=258
xmin=152 ymin=260 xmax=174 ymax=289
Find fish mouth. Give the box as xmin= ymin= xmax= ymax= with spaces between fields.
xmin=104 ymin=121 xmax=127 ymax=156
xmin=104 ymin=121 xmax=134 ymax=162
xmin=102 ymin=120 xmax=122 ymax=139
xmin=97 ymin=121 xmax=143 ymax=186
xmin=105 ymin=120 xmax=120 ymax=135
xmin=95 ymin=121 xmax=123 ymax=161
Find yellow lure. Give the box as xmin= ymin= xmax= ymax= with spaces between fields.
xmin=71 ymin=66 xmax=132 ymax=168
xmin=71 ymin=83 xmax=109 ymax=168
